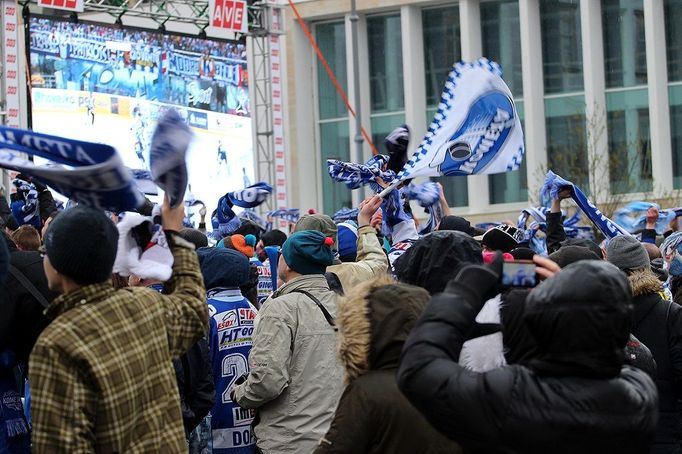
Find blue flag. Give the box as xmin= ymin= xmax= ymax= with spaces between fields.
xmin=0 ymin=126 xmax=144 ymax=211
xmin=149 ymin=109 xmax=193 ymax=208
xmin=393 ymin=59 xmax=524 ymax=184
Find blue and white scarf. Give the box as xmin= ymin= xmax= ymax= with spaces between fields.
xmin=614 ymin=201 xmax=678 ymax=234
xmin=228 ymin=182 xmax=272 ymax=208
xmin=540 ymin=171 xmax=629 ymax=239
xmin=327 ymin=154 xmax=393 ymax=192
xmin=0 ymin=126 xmax=144 ymax=211
xmin=150 ymin=109 xmax=193 ymax=207
xmin=267 ymin=208 xmax=300 ymax=225
xmin=333 ymin=207 xmax=359 ymax=223
xmin=211 ymin=195 xmax=241 ymax=240
xmin=10 ymin=179 xmax=40 ymax=228
xmin=661 ymin=232 xmax=682 ymax=277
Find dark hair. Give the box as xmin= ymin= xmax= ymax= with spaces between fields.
xmin=235 ymin=219 xmax=263 ymax=242
xmin=261 ymin=229 xmax=287 ymax=247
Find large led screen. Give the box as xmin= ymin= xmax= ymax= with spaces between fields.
xmin=28 ymin=17 xmax=254 ymax=220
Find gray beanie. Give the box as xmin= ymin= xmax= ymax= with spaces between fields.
xmin=606 ymin=235 xmax=650 ymax=273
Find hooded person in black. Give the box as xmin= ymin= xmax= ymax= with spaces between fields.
xmin=398 ymin=258 xmax=658 ymax=454
xmin=315 ymin=277 xmax=461 ymax=454
xmin=393 ymin=231 xmax=482 ymax=295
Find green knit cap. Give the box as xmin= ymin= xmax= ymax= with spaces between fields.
xmin=281 ymin=230 xmax=335 ymax=275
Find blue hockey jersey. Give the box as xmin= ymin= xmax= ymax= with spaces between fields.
xmin=208 ymin=290 xmax=258 ymax=454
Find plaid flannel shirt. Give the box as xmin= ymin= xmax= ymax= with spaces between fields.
xmin=29 ymin=232 xmax=208 ymax=453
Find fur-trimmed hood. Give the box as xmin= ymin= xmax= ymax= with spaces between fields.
xmin=628 ymin=269 xmax=663 ymax=297
xmin=336 ymin=277 xmax=430 ymax=383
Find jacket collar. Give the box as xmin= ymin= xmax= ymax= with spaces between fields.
xmin=46 ymin=282 xmax=115 ymax=319
xmin=272 ymin=274 xmax=329 ymax=298
xmin=632 ymin=293 xmax=662 ymax=327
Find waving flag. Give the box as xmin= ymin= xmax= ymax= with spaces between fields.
xmin=387 ymin=59 xmax=524 ymax=191
xmin=150 ymin=109 xmax=194 ymax=208
xmin=0 ymin=126 xmax=144 ymax=211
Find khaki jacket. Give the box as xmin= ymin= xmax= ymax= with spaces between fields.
xmin=327 ymin=225 xmax=388 ymax=291
xmin=233 ymin=274 xmax=343 ymax=453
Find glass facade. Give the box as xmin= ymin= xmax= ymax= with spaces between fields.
xmin=665 ymin=0 xmax=682 ymax=82
xmin=480 ymin=0 xmax=523 ymax=96
xmin=316 ymin=21 xmax=351 ymax=213
xmin=368 ymin=14 xmax=404 ymax=113
xmin=602 ymin=0 xmax=647 ymax=88
xmin=422 ymin=6 xmax=461 ymax=107
xmin=423 ymin=5 xmax=467 ymax=207
xmin=482 ymin=0 xmax=527 ymax=204
xmin=670 ymin=86 xmax=682 ymax=188
xmin=540 ymin=0 xmax=583 ymax=94
xmin=545 ymin=96 xmax=589 ymax=190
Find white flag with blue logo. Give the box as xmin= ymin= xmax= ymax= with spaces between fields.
xmin=396 ymin=59 xmax=524 ymax=182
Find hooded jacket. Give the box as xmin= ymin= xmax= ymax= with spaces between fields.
xmin=232 ymin=275 xmax=343 ymax=454
xmin=398 ymin=261 xmax=658 ymax=454
xmin=629 ymin=270 xmax=682 ymax=452
xmin=314 ymin=279 xmax=461 ymax=454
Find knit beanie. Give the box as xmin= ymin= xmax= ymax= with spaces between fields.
xmin=337 ymin=222 xmax=358 ymax=261
xmin=295 ymin=214 xmax=338 ymax=250
xmin=230 ymin=234 xmax=256 ymax=258
xmin=44 ymin=205 xmax=119 ymax=285
xmin=281 ymin=230 xmax=334 ymax=275
xmin=197 ymin=247 xmax=250 ymax=289
xmin=548 ymin=245 xmax=601 ymax=268
xmin=606 ymin=235 xmax=650 ymax=273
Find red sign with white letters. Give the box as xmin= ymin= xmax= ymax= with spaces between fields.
xmin=209 ymin=0 xmax=248 ymax=34
xmin=37 ymin=0 xmax=84 ymax=13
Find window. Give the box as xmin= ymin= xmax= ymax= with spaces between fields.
xmin=422 ymin=6 xmax=461 ymax=106
xmin=316 ymin=21 xmax=352 ymax=213
xmin=545 ymin=96 xmax=589 ymax=190
xmin=606 ymin=100 xmax=652 ymax=194
xmin=670 ymin=86 xmax=682 ymax=188
xmin=665 ymin=0 xmax=682 ymax=82
xmin=602 ymin=0 xmax=647 ymax=88
xmin=422 ymin=5 xmax=467 ymax=207
xmin=368 ymin=14 xmax=406 ymax=156
xmin=480 ymin=0 xmax=523 ymax=96
xmin=482 ymin=0 xmax=526 ymax=204
xmin=540 ymin=0 xmax=583 ymax=94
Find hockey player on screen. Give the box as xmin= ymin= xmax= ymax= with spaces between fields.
xmin=131 ymin=108 xmax=148 ymax=166
xmin=86 ymin=93 xmax=95 ymax=125
xmin=217 ymin=140 xmax=228 ymax=167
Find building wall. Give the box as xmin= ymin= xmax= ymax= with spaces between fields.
xmin=283 ymin=0 xmax=681 ymax=223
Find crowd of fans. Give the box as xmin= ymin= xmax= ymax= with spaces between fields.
xmin=2 ymin=126 xmax=682 ymax=454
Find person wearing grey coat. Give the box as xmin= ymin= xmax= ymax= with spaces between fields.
xmin=232 ymin=230 xmax=344 ymax=454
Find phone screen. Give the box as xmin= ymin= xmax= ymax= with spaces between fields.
xmin=501 ymin=260 xmax=537 ymax=287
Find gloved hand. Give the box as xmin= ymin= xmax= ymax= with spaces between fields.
xmin=445 ymin=252 xmax=504 ymax=312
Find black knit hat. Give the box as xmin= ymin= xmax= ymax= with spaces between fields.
xmin=43 ymin=205 xmax=119 ymax=285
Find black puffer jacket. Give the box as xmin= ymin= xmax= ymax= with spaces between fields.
xmin=398 ymin=260 xmax=659 ymax=454
xmin=629 ymin=270 xmax=682 ymax=453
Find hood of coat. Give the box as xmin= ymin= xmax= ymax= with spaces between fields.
xmin=524 ymin=260 xmax=633 ymax=379
xmin=393 ymin=230 xmax=482 ymax=295
xmin=628 ymin=269 xmax=663 ymax=297
xmin=336 ymin=277 xmax=429 ymax=383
